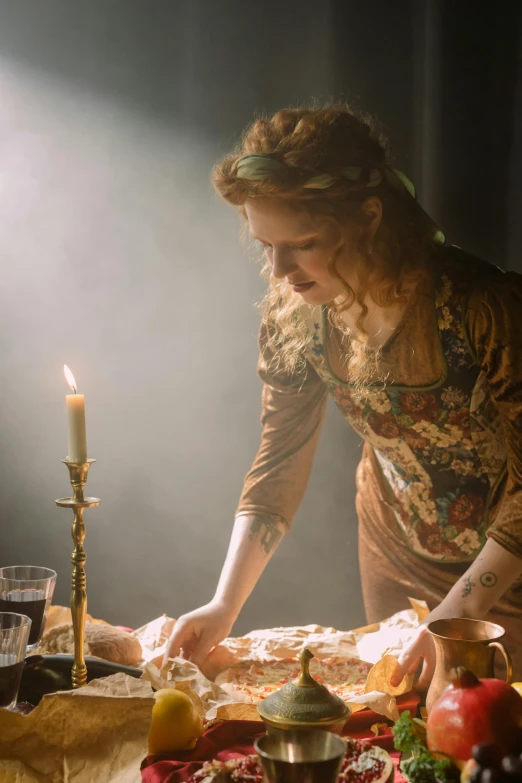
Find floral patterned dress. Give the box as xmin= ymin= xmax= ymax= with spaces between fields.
xmin=304 ymin=266 xmax=506 ymax=563
xmin=236 ymin=247 xmax=522 ymax=666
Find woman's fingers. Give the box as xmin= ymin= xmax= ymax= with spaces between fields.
xmin=188 ymin=632 xmax=216 ymax=669
xmin=390 ymin=627 xmax=428 ymax=687
xmin=163 ymin=624 xmax=215 ymax=670
xmin=163 ymin=621 xmax=195 ymax=666
xmin=407 ymin=657 xmax=423 ymax=676
xmin=416 ymin=650 xmax=436 ymax=691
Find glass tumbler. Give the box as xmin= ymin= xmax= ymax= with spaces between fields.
xmin=0 ymin=566 xmax=57 ymax=651
xmin=0 ymin=612 xmax=31 ymax=709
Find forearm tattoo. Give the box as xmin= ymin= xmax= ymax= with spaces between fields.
xmin=461 ymin=575 xmax=476 ymax=598
xmin=461 ymin=571 xmax=498 ymax=599
xmin=249 ymin=516 xmax=284 ymax=556
xmin=479 ymin=571 xmax=498 ymax=588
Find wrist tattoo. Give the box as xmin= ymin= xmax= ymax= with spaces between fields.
xmin=249 ymin=517 xmax=283 ymax=556
xmin=461 ymin=575 xmax=476 ymax=599
xmin=480 ymin=571 xmax=498 ymax=588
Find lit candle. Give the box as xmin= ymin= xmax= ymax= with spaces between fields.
xmin=64 ymin=365 xmax=87 ymax=463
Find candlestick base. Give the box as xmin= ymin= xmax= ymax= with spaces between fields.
xmin=55 ymin=458 xmax=101 ymax=689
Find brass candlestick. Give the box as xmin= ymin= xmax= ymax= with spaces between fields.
xmin=56 ymin=459 xmax=101 ymax=688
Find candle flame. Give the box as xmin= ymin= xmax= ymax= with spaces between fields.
xmin=64 ymin=364 xmax=78 ymax=393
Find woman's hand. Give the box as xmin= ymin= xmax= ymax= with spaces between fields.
xmin=390 ymin=540 xmax=522 ymax=690
xmin=163 ymin=600 xmax=236 ymax=669
xmin=390 ymin=625 xmax=436 ymax=691
xmin=162 ymin=514 xmax=288 ymax=671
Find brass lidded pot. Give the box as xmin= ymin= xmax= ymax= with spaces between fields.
xmin=257 ymin=648 xmax=351 ymax=734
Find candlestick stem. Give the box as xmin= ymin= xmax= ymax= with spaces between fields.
xmin=56 ymin=459 xmax=101 ymax=689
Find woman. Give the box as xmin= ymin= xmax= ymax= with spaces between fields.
xmin=165 ymin=105 xmax=522 ymax=687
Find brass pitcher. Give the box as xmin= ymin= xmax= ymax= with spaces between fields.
xmin=426 ymin=617 xmax=513 ymax=712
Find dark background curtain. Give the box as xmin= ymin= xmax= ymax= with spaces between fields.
xmin=333 ymin=0 xmax=521 ymax=267
xmin=0 ymin=0 xmax=520 ymax=632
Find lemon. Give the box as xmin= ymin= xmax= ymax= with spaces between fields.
xmin=148 ymin=688 xmax=204 ymax=755
xmin=511 ymin=682 xmax=522 ymax=698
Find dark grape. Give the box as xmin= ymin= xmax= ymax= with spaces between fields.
xmin=502 ymin=755 xmax=522 ymax=776
xmin=473 ymin=744 xmax=503 ymax=769
xmin=514 ymin=729 xmax=522 ymax=757
xmin=480 ymin=769 xmax=502 ymax=783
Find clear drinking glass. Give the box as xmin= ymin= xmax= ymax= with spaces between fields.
xmin=0 ymin=612 xmax=31 ymax=709
xmin=0 ymin=566 xmax=57 ymax=651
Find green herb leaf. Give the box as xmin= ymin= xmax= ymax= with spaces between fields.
xmin=393 ymin=711 xmax=453 ymax=783
xmin=392 ymin=712 xmax=424 ymax=754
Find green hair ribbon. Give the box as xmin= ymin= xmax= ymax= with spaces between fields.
xmin=235 ymin=154 xmax=288 ymax=180
xmin=235 ymin=154 xmax=445 ymax=244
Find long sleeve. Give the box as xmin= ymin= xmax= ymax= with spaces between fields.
xmin=465 ymin=269 xmax=522 ymax=558
xmin=236 ymin=323 xmax=329 ymax=527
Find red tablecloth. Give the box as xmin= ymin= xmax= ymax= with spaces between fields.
xmin=141 ymin=693 xmax=419 ymax=782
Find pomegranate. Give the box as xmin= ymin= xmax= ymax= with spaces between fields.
xmin=426 ymin=669 xmax=522 ymax=762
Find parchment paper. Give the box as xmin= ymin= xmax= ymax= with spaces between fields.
xmin=0 ymin=674 xmax=154 ymax=783
xmin=137 ymin=599 xmax=426 ymax=721
xmin=133 ymin=600 xmax=427 ymax=674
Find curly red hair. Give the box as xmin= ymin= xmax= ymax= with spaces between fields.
xmin=212 ymin=105 xmax=439 ymax=382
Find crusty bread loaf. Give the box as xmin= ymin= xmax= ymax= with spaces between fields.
xmin=38 ymin=622 xmax=142 ymax=666
xmin=43 ymin=605 xmax=108 ymax=633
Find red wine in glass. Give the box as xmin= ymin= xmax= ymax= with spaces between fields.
xmin=0 ymin=591 xmax=47 ymax=647
xmin=0 ymin=654 xmax=24 ymax=708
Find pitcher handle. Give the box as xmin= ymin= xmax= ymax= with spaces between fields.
xmin=489 ymin=641 xmax=513 ymax=683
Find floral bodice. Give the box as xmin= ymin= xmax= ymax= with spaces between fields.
xmin=303 ymin=270 xmax=507 ymax=562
